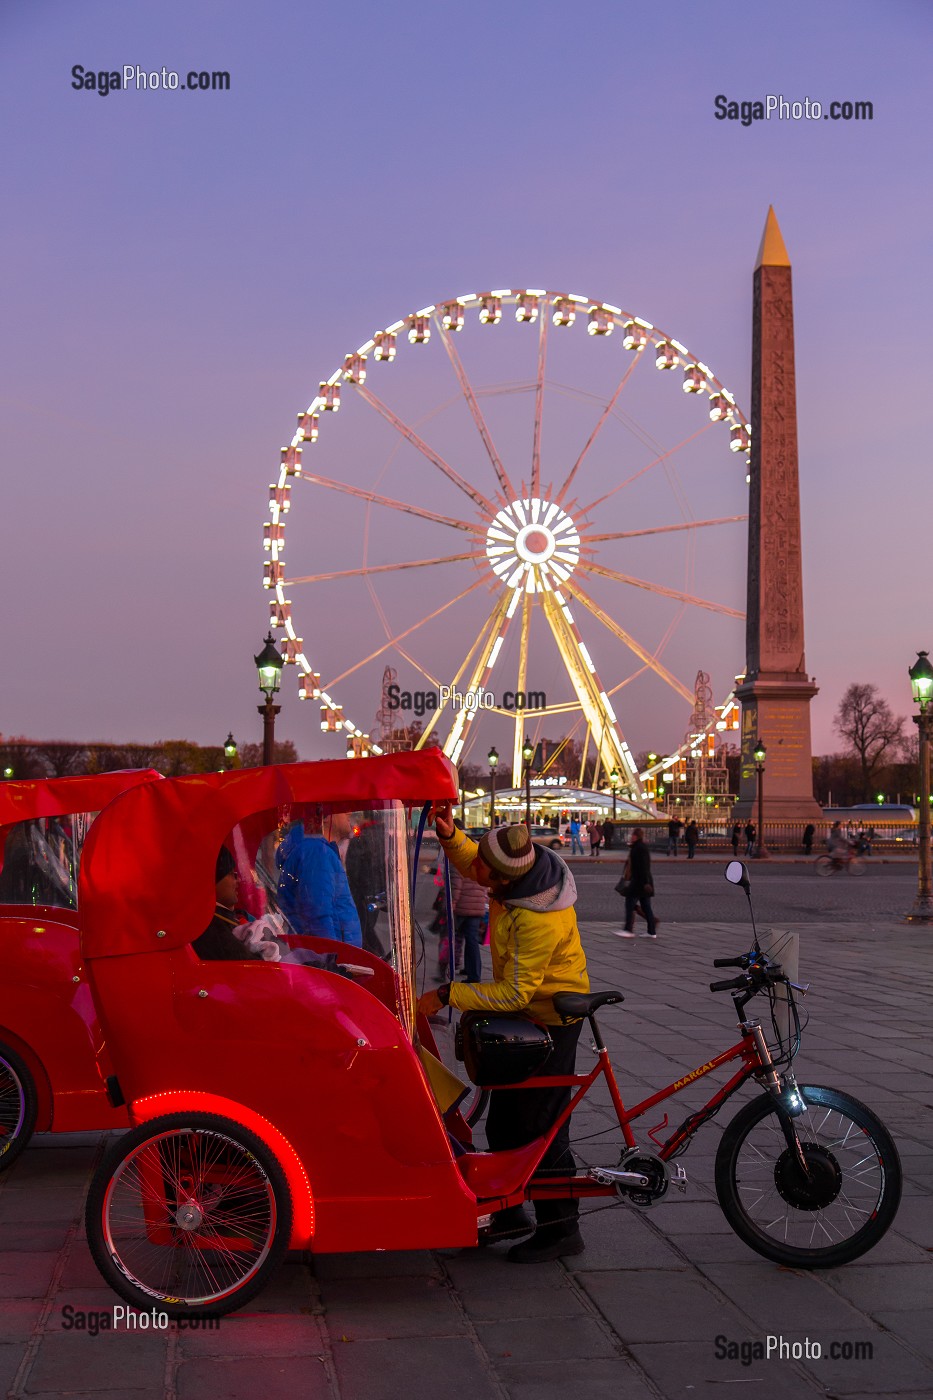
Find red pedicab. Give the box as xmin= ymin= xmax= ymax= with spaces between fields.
xmin=0 ymin=769 xmax=161 ymax=1168
xmin=80 ymin=750 xmax=902 ymax=1318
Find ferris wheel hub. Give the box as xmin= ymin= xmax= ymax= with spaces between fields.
xmin=486 ymin=498 xmax=580 ymax=592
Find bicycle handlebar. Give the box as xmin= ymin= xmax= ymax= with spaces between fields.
xmin=712 ymin=956 xmax=746 ymax=969
xmin=709 ymin=975 xmax=748 ymax=992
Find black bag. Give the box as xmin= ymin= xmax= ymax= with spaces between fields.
xmin=454 ymin=1012 xmax=553 ymax=1086
xmin=615 ymin=859 xmax=632 ymax=897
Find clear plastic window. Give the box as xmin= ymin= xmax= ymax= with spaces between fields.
xmin=0 ymin=813 xmax=95 ymax=909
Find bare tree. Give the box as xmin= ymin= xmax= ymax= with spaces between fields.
xmin=834 ymin=684 xmax=906 ymax=802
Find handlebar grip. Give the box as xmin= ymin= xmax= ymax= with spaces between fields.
xmin=709 ymin=976 xmax=747 ymax=992
xmin=712 ymin=957 xmax=744 ymax=968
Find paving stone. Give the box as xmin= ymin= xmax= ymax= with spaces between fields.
xmin=332 ymin=1336 xmax=499 ymax=1400
xmin=0 ymin=1296 xmax=43 ymax=1343
xmin=699 ymin=1262 xmax=870 ymax=1331
xmin=579 ymin=1269 xmax=747 ymax=1343
xmin=569 ymin=1208 xmax=687 ymax=1271
xmin=0 ymin=1252 xmax=58 ymax=1298
xmin=496 ymin=1357 xmax=656 ymax=1400
xmin=177 ymin=1354 xmax=332 ymax=1400
xmin=477 ymin=1313 xmax=617 ymax=1361
xmin=318 ymin=1275 xmax=467 ymax=1339
xmin=795 ymin=1329 xmax=933 ymax=1393
xmin=822 ymin=1263 xmax=931 ymax=1312
xmin=25 ymin=1329 xmax=167 ymax=1393
xmin=174 ymin=1311 xmax=325 ymax=1357
xmin=884 ymin=1195 xmax=933 ymax=1248
xmin=0 ymin=1345 xmax=24 ymax=1395
xmin=628 ymin=1339 xmax=810 ymax=1399
xmin=874 ymin=1309 xmax=933 ymax=1362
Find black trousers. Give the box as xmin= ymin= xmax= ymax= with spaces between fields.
xmin=485 ymin=1019 xmax=583 ymax=1229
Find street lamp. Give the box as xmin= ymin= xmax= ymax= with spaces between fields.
xmin=522 ymin=737 xmax=535 ymax=827
xmin=609 ymin=767 xmax=619 ymax=820
xmin=906 ymin=650 xmax=933 ymax=923
xmin=254 ymin=633 xmax=283 ymax=766
xmin=753 ymin=738 xmax=768 ymax=858
xmin=488 ymin=745 xmax=499 ymax=828
xmin=223 ymin=733 xmax=238 ymax=770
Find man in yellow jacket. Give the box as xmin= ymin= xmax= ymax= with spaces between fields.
xmin=418 ymin=805 xmax=590 ymax=1262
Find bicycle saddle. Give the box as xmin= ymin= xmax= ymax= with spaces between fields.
xmin=552 ymin=990 xmax=624 ymax=1022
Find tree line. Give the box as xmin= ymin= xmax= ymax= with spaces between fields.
xmin=0 ymin=737 xmax=298 ymax=780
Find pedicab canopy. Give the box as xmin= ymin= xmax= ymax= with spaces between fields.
xmin=0 ymin=770 xmax=161 ymax=825
xmin=79 ymin=749 xmax=458 ymax=960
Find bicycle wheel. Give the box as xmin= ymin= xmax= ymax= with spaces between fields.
xmin=86 ymin=1112 xmax=293 ymax=1318
xmin=814 ymin=856 xmax=834 ymax=877
xmin=848 ymin=859 xmax=867 ymax=877
xmin=0 ymin=1041 xmax=38 ymax=1172
xmin=715 ymin=1085 xmax=901 ymax=1268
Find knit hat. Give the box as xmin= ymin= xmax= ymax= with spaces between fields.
xmin=215 ymin=846 xmax=236 ymax=882
xmin=478 ymin=824 xmax=536 ymax=880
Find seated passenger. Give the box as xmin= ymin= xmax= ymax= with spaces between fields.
xmin=193 ymin=847 xmax=343 ymax=972
xmin=275 ymin=810 xmax=363 ymax=946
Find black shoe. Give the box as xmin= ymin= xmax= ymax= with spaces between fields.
xmin=479 ymin=1205 xmax=533 ymax=1245
xmin=508 ymin=1225 xmax=585 ymax=1263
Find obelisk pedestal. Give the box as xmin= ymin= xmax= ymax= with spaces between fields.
xmin=734 ymin=208 xmax=822 ymax=825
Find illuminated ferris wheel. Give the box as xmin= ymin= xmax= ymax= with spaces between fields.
xmin=263 ymin=289 xmax=751 ymax=795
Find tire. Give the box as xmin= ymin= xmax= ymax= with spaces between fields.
xmin=86 ymin=1112 xmax=293 ymax=1318
xmin=715 ymin=1085 xmax=901 ymax=1268
xmin=461 ymin=1086 xmax=490 ymax=1128
xmin=0 ymin=1041 xmax=38 ymax=1172
xmin=848 ymin=858 xmax=867 ymax=877
xmin=549 ymin=840 xmax=562 ymax=850
xmin=814 ymin=856 xmax=834 ymax=877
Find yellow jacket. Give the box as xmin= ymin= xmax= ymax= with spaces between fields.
xmin=439 ymin=827 xmax=589 ymax=1026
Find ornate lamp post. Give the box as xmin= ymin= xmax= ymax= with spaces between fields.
xmin=906 ymin=650 xmax=933 ymax=923
xmin=488 ymin=745 xmax=499 ymax=828
xmin=223 ymin=733 xmax=238 ymax=770
xmin=753 ymin=738 xmax=768 ymax=858
xmin=522 ymin=737 xmax=535 ymax=827
xmin=609 ymin=767 xmax=619 ymax=821
xmin=254 ymin=633 xmax=283 ymax=766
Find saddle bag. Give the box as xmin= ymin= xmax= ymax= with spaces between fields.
xmin=454 ymin=1012 xmax=553 ymax=1086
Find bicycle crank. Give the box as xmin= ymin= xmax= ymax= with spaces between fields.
xmin=590 ymin=1150 xmax=687 ymax=1208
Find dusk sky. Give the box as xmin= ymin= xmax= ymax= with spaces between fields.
xmin=2 ymin=0 xmax=930 ymax=767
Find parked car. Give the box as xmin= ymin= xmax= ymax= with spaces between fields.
xmin=530 ymin=824 xmax=564 ymax=849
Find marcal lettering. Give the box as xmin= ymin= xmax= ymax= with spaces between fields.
xmin=672 ymin=1058 xmax=718 ymax=1092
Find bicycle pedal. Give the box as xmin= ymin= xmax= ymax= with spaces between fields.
xmin=671 ymin=1165 xmax=688 ymax=1193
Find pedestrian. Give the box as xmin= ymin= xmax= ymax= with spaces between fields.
xmin=614 ymin=826 xmax=658 ymax=939
xmin=731 ymin=821 xmax=741 ymax=857
xmin=667 ymin=816 xmax=683 ymax=857
xmin=417 ymin=810 xmax=590 ymax=1262
xmin=802 ymin=822 xmax=815 ymax=856
xmin=602 ymin=817 xmax=615 ymax=850
xmin=276 ymin=810 xmax=363 ymax=945
xmin=568 ymin=816 xmax=583 ymax=855
xmin=587 ymin=820 xmax=602 ymax=857
xmin=685 ymin=820 xmax=699 ymax=859
xmin=744 ymin=821 xmax=756 ymax=857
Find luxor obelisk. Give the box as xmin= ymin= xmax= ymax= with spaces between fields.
xmin=734 ymin=208 xmax=822 ymax=824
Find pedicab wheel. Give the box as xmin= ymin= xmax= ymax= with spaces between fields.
xmin=461 ymin=1087 xmax=490 ymax=1128
xmin=0 ymin=1041 xmax=38 ymax=1172
xmin=86 ymin=1112 xmax=293 ymax=1319
xmin=714 ymin=1085 xmax=901 ymax=1268
xmin=814 ymin=856 xmax=834 ymax=877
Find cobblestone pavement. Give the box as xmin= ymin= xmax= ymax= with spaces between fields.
xmin=2 ymin=915 xmax=930 ymax=1399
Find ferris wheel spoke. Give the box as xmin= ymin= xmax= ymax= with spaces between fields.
xmin=321 ymin=576 xmax=487 ymax=691
xmin=415 ymin=593 xmax=510 ymax=748
xmin=586 ymin=515 xmax=747 ymax=543
xmin=435 ymin=321 xmax=515 ymax=502
xmin=286 ymin=552 xmax=485 ymax=586
xmin=440 ymin=592 xmax=516 ymax=765
xmin=578 ymin=421 xmax=715 ymax=516
xmin=510 ymin=594 xmax=533 ymax=785
xmin=577 ymin=560 xmax=745 ymax=619
xmin=352 ymin=383 xmax=495 ymax=515
xmin=556 ymin=346 xmax=645 ymax=506
xmin=295 ymin=470 xmax=484 ymax=535
xmin=531 ymin=312 xmax=548 ymax=498
xmin=562 ymin=576 xmax=694 ymax=703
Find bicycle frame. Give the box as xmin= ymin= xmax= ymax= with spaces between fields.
xmin=489 ymin=1017 xmax=772 ymax=1206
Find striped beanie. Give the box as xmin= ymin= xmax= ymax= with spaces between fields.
xmin=478 ymin=824 xmax=536 ymax=880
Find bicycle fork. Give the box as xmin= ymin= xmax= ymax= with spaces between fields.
xmin=743 ymin=1016 xmax=810 ymax=1175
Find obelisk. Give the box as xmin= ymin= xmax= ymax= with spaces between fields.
xmin=734 ymin=208 xmax=822 ymax=824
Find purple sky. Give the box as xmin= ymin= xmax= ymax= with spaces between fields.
xmin=1 ymin=0 xmax=930 ymax=766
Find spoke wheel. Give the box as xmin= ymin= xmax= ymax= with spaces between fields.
xmin=86 ymin=1112 xmax=292 ymax=1318
xmin=0 ymin=1042 xmax=38 ymax=1171
xmin=849 ymin=859 xmax=867 ymax=877
xmin=814 ymin=856 xmax=834 ymax=877
xmin=715 ymin=1085 xmax=901 ymax=1268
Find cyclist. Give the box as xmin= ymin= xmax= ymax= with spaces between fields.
xmin=825 ymin=820 xmax=852 ymax=871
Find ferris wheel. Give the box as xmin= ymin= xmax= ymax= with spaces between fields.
xmin=264 ymin=289 xmax=750 ymax=795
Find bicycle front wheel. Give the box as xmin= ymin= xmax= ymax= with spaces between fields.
xmin=814 ymin=856 xmax=834 ymax=877
xmin=715 ymin=1085 xmax=901 ymax=1268
xmin=848 ymin=858 xmax=867 ymax=876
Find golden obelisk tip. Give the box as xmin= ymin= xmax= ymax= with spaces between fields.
xmin=755 ymin=206 xmax=791 ymax=269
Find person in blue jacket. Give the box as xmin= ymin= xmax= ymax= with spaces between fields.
xmin=275 ymin=809 xmax=362 ymax=946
